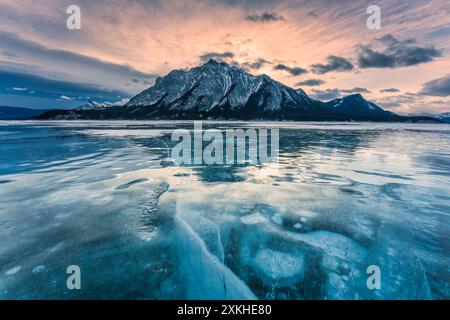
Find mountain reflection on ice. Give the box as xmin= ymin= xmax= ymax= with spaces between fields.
xmin=0 ymin=121 xmax=449 ymax=300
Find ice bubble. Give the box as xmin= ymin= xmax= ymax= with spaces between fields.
xmin=293 ymin=230 xmax=366 ymax=262
xmin=241 ymin=212 xmax=266 ymax=225
xmin=5 ymin=266 xmax=21 ymax=276
xmin=271 ymin=214 xmax=283 ymax=225
xmin=293 ymin=223 xmax=303 ymax=229
xmin=32 ymin=265 xmax=45 ymax=273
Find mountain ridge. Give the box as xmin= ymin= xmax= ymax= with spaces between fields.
xmin=75 ymin=100 xmax=113 ymax=111
xmin=0 ymin=106 xmax=49 ymax=120
xmin=37 ymin=60 xmax=442 ymax=122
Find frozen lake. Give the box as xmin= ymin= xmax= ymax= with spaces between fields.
xmin=0 ymin=121 xmax=449 ymax=299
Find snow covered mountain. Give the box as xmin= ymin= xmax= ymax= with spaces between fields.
xmin=324 ymin=94 xmax=393 ymax=117
xmin=436 ymin=112 xmax=450 ymax=123
xmin=124 ymin=59 xmax=321 ymax=119
xmin=75 ymin=100 xmax=113 ymax=111
xmin=38 ymin=60 xmax=440 ymax=122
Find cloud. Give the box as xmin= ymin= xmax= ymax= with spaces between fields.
xmin=212 ymin=0 xmax=279 ymax=9
xmin=358 ymin=34 xmax=442 ymax=69
xmin=0 ymin=31 xmax=158 ymax=94
xmin=310 ymin=87 xmax=370 ymax=101
xmin=234 ymin=58 xmax=271 ymax=71
xmin=374 ymin=94 xmax=418 ymax=109
xmin=311 ymin=55 xmax=354 ymax=74
xmin=430 ymin=100 xmax=450 ymax=106
xmin=2 ymin=51 xmax=19 ymax=59
xmin=340 ymin=87 xmax=370 ymax=94
xmin=296 ymin=79 xmax=325 ymax=87
xmin=310 ymin=88 xmax=341 ymax=101
xmin=1 ymin=1 xmax=448 ymax=115
xmin=421 ymin=74 xmax=450 ymax=96
xmin=380 ymin=88 xmax=400 ymax=93
xmin=113 ymin=98 xmax=130 ymax=105
xmin=0 ymin=68 xmax=129 ymax=108
xmin=59 ymin=95 xmax=72 ymax=101
xmin=246 ymin=11 xmax=285 ymax=22
xmin=200 ymin=51 xmax=234 ymax=62
xmin=273 ymin=63 xmax=307 ymax=76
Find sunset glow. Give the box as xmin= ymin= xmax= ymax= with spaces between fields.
xmin=1 ymin=0 xmax=450 ymax=114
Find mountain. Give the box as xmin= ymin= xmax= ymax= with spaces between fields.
xmin=123 ymin=59 xmax=321 ymax=120
xmin=38 ymin=60 xmax=440 ymax=122
xmin=0 ymin=106 xmax=49 ymax=120
xmin=75 ymin=100 xmax=113 ymax=111
xmin=408 ymin=112 xmax=450 ymax=123
xmin=324 ymin=94 xmax=393 ymax=117
xmin=436 ymin=112 xmax=450 ymax=123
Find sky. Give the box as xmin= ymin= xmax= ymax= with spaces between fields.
xmin=1 ymin=0 xmax=450 ymax=114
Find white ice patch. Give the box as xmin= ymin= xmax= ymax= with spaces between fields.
xmin=292 ymin=230 xmax=366 ymax=262
xmin=252 ymin=249 xmax=305 ymax=281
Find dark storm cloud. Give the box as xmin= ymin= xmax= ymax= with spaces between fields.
xmin=310 ymin=88 xmax=341 ymax=101
xmin=213 ymin=0 xmax=279 ymax=9
xmin=0 ymin=32 xmax=156 ymax=79
xmin=357 ymin=34 xmax=442 ymax=69
xmin=235 ymin=58 xmax=271 ymax=71
xmin=0 ymin=69 xmax=129 ymax=104
xmin=0 ymin=31 xmax=158 ymax=93
xmin=200 ymin=52 xmax=234 ymax=62
xmin=310 ymin=87 xmax=370 ymax=101
xmin=296 ymin=79 xmax=325 ymax=87
xmin=246 ymin=11 xmax=285 ymax=22
xmin=340 ymin=87 xmax=370 ymax=94
xmin=421 ymin=74 xmax=450 ymax=96
xmin=311 ymin=56 xmax=354 ymax=74
xmin=273 ymin=64 xmax=307 ymax=76
xmin=380 ymin=88 xmax=400 ymax=93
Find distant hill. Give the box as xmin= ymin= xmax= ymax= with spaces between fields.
xmin=0 ymin=106 xmax=49 ymax=120
xmin=38 ymin=60 xmax=442 ymax=122
xmin=436 ymin=112 xmax=450 ymax=123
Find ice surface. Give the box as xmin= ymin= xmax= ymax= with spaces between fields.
xmin=174 ymin=216 xmax=256 ymax=299
xmin=0 ymin=121 xmax=448 ymax=299
xmin=252 ymin=249 xmax=306 ymax=282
